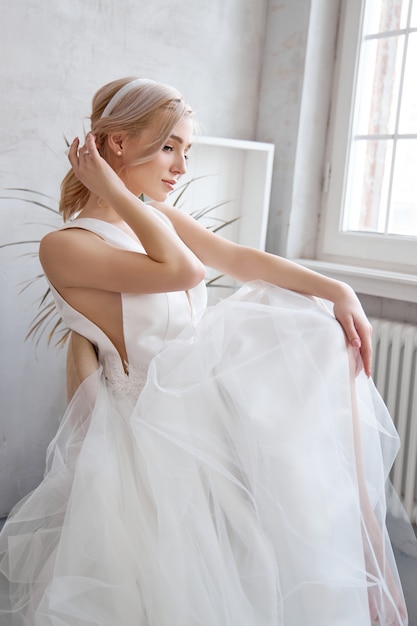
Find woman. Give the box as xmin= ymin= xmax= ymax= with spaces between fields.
xmin=0 ymin=77 xmax=409 ymax=625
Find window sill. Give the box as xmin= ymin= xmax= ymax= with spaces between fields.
xmin=293 ymin=259 xmax=417 ymax=303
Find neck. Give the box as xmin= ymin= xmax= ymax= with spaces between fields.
xmin=76 ymin=196 xmax=141 ymax=243
xmin=77 ymin=195 xmax=122 ymax=223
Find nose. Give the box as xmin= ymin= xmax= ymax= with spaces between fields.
xmin=172 ymin=153 xmax=187 ymax=175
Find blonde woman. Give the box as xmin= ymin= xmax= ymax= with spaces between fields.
xmin=0 ymin=77 xmax=409 ymax=625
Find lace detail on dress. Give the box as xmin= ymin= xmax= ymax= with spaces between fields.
xmin=103 ymin=355 xmax=149 ymax=401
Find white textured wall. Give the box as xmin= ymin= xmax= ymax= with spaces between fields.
xmin=0 ymin=0 xmax=268 ymax=516
xmin=257 ymin=0 xmax=311 ymax=255
xmin=257 ymin=0 xmax=341 ymax=259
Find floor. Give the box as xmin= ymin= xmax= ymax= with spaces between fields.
xmin=0 ymin=516 xmax=416 ymax=625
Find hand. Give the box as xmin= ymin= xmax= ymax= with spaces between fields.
xmin=332 ymin=284 xmax=373 ymax=377
xmin=68 ymin=134 xmax=126 ymax=202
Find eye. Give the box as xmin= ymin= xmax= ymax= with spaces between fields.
xmin=163 ymin=145 xmax=173 ymax=152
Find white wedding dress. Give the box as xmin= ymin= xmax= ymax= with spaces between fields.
xmin=0 ymin=215 xmax=410 ymax=625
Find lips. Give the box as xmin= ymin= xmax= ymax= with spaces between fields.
xmin=163 ymin=179 xmax=176 ymax=191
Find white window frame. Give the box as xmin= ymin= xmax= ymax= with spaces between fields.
xmin=318 ymin=0 xmax=417 ymax=278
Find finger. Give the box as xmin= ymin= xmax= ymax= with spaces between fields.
xmin=84 ymin=133 xmax=98 ymax=157
xmin=68 ymin=137 xmax=80 ymax=168
xmin=354 ymin=320 xmax=373 ymax=377
xmin=340 ymin=314 xmax=361 ymax=350
xmin=358 ymin=328 xmax=373 ymax=378
xmin=73 ymin=134 xmax=97 ymax=166
xmin=339 ymin=315 xmax=372 ymax=377
xmin=360 ymin=342 xmax=372 ymax=378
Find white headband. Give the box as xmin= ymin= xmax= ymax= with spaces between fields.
xmin=101 ymin=78 xmax=156 ymax=118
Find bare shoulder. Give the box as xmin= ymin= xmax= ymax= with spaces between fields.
xmin=39 ymin=229 xmax=69 ymax=265
xmin=40 ymin=227 xmax=101 ymax=258
xmin=39 ymin=227 xmax=105 ymax=284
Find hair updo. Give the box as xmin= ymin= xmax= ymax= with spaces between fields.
xmin=59 ymin=77 xmax=193 ymax=221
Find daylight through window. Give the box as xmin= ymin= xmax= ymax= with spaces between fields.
xmin=343 ymin=0 xmax=417 ymax=237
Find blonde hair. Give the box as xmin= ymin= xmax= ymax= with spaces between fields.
xmin=60 ymin=77 xmax=193 ymax=221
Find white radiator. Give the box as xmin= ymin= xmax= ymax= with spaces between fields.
xmin=370 ymin=318 xmax=417 ymax=523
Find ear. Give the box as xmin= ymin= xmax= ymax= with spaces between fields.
xmin=107 ymin=133 xmax=127 ymax=156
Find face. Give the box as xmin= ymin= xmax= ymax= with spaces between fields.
xmin=118 ymin=118 xmax=193 ymax=201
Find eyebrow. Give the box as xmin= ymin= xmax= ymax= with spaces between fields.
xmin=170 ymin=134 xmax=192 ymax=149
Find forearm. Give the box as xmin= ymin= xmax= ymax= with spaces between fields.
xmin=107 ymin=187 xmax=204 ymax=274
xmin=228 ymin=246 xmax=348 ymax=303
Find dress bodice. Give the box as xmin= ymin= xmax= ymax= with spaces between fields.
xmin=49 ymin=215 xmax=207 ymax=397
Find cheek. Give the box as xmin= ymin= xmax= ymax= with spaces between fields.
xmin=151 ymin=154 xmax=168 ymax=170
xmin=125 ymin=164 xmax=152 ymax=184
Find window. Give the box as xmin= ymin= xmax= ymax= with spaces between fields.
xmin=319 ymin=0 xmax=417 ymax=274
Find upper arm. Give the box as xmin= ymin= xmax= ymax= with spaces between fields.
xmin=39 ymin=228 xmax=204 ymax=294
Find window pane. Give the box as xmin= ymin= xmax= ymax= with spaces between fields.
xmin=388 ymin=139 xmax=417 ymax=234
xmin=398 ymin=32 xmax=417 ymax=132
xmin=411 ymin=0 xmax=417 ymax=26
xmin=343 ymin=139 xmax=393 ymax=232
xmin=355 ymin=36 xmax=404 ymax=135
xmin=363 ymin=0 xmax=410 ymax=35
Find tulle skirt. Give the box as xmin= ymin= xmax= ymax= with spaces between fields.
xmin=0 ymin=281 xmax=410 ymax=625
